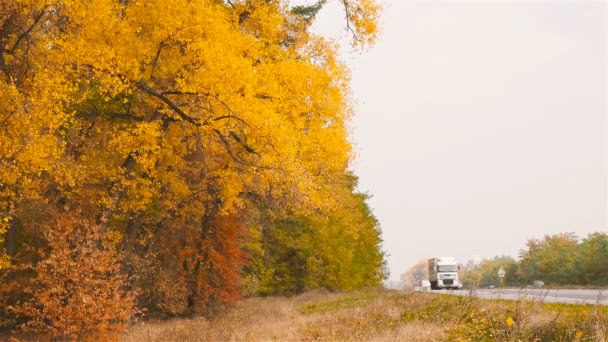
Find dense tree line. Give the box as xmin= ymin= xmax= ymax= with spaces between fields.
xmin=461 ymin=232 xmax=608 ymax=288
xmin=400 ymin=233 xmax=608 ymax=289
xmin=0 ymin=0 xmax=383 ymax=339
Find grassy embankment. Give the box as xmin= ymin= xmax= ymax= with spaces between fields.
xmin=123 ymin=289 xmax=608 ymax=341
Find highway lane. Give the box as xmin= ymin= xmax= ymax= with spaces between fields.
xmin=433 ymin=288 xmax=608 ymax=305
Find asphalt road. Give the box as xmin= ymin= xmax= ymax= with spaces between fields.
xmin=433 ymin=288 xmax=608 ymax=305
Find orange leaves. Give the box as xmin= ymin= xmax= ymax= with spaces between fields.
xmin=13 ymin=217 xmax=137 ymax=340
xmin=195 ymin=214 xmax=249 ymax=311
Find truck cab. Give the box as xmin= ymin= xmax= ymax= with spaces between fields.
xmin=428 ymin=257 xmax=463 ymax=290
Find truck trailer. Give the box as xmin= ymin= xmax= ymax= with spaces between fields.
xmin=428 ymin=257 xmax=463 ymax=290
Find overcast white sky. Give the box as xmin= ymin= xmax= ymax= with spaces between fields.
xmin=304 ymin=0 xmax=606 ymax=281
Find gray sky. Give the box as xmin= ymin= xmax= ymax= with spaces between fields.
xmin=306 ymin=0 xmax=606 ymax=281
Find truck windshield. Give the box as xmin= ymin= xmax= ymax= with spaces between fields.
xmin=438 ymin=265 xmax=458 ymax=272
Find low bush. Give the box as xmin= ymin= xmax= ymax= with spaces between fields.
xmin=10 ymin=218 xmax=138 ymax=340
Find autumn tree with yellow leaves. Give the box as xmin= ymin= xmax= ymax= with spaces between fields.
xmin=0 ymin=0 xmax=383 ymax=337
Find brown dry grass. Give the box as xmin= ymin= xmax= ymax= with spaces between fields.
xmin=123 ymin=289 xmax=446 ymax=342
xmin=123 ymin=288 xmax=608 ymax=342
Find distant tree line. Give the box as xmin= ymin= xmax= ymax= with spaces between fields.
xmin=461 ymin=232 xmax=608 ymax=287
xmin=399 ymin=232 xmax=608 ymax=289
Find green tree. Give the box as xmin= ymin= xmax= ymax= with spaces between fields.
xmin=248 ymin=175 xmax=384 ymax=295
xmin=577 ymin=233 xmax=608 ymax=285
xmin=519 ymin=233 xmax=579 ymax=285
xmin=462 ymin=256 xmax=519 ymax=288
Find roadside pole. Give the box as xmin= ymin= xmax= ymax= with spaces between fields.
xmin=498 ymin=267 xmax=506 ymax=287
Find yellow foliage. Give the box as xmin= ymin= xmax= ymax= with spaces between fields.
xmin=0 ymin=0 xmax=382 ymax=329
xmin=0 ymin=217 xmax=10 ymax=271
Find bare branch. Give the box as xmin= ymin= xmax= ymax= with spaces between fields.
xmin=213 ymin=115 xmax=250 ymax=127
xmin=6 ymin=7 xmax=46 ymax=54
xmin=213 ymin=128 xmax=270 ymax=169
xmin=255 ymin=93 xmax=274 ymax=100
xmin=135 ymin=81 xmax=202 ymax=126
xmin=161 ymin=90 xmax=200 ymax=96
xmin=0 ymin=110 xmax=15 ymax=128
xmin=77 ymin=108 xmax=145 ymax=122
xmin=149 ymin=42 xmax=165 ymax=77
xmin=339 ymin=0 xmax=362 ymax=43
xmin=229 ymin=130 xmax=258 ymax=155
xmin=161 ymin=90 xmax=252 ymax=127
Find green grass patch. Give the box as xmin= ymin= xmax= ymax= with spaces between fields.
xmin=301 ymin=292 xmax=381 ymax=314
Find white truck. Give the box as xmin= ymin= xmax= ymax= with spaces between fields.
xmin=428 ymin=257 xmax=463 ymax=290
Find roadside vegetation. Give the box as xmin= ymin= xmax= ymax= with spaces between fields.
xmin=463 ymin=232 xmax=608 ymax=288
xmin=0 ymin=0 xmax=384 ymax=340
xmin=123 ymin=288 xmax=608 ymax=341
xmin=401 ymin=232 xmax=608 ymax=290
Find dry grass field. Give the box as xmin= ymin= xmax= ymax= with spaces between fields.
xmin=123 ymin=289 xmax=608 ymax=342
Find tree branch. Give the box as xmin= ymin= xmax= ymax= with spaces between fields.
xmin=229 ymin=130 xmax=258 ymax=155
xmin=339 ymin=0 xmax=362 ymax=43
xmin=213 ymin=115 xmax=250 ymax=127
xmin=6 ymin=7 xmax=46 ymax=54
xmin=149 ymin=42 xmax=165 ymax=77
xmin=161 ymin=90 xmax=252 ymax=127
xmin=135 ymin=81 xmax=203 ymax=126
xmin=213 ymin=128 xmax=269 ymax=169
xmin=161 ymin=90 xmax=200 ymax=96
xmin=77 ymin=109 xmax=145 ymax=122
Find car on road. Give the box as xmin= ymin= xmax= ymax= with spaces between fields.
xmin=533 ymin=280 xmax=545 ymax=288
xmin=421 ymin=280 xmax=431 ymax=291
